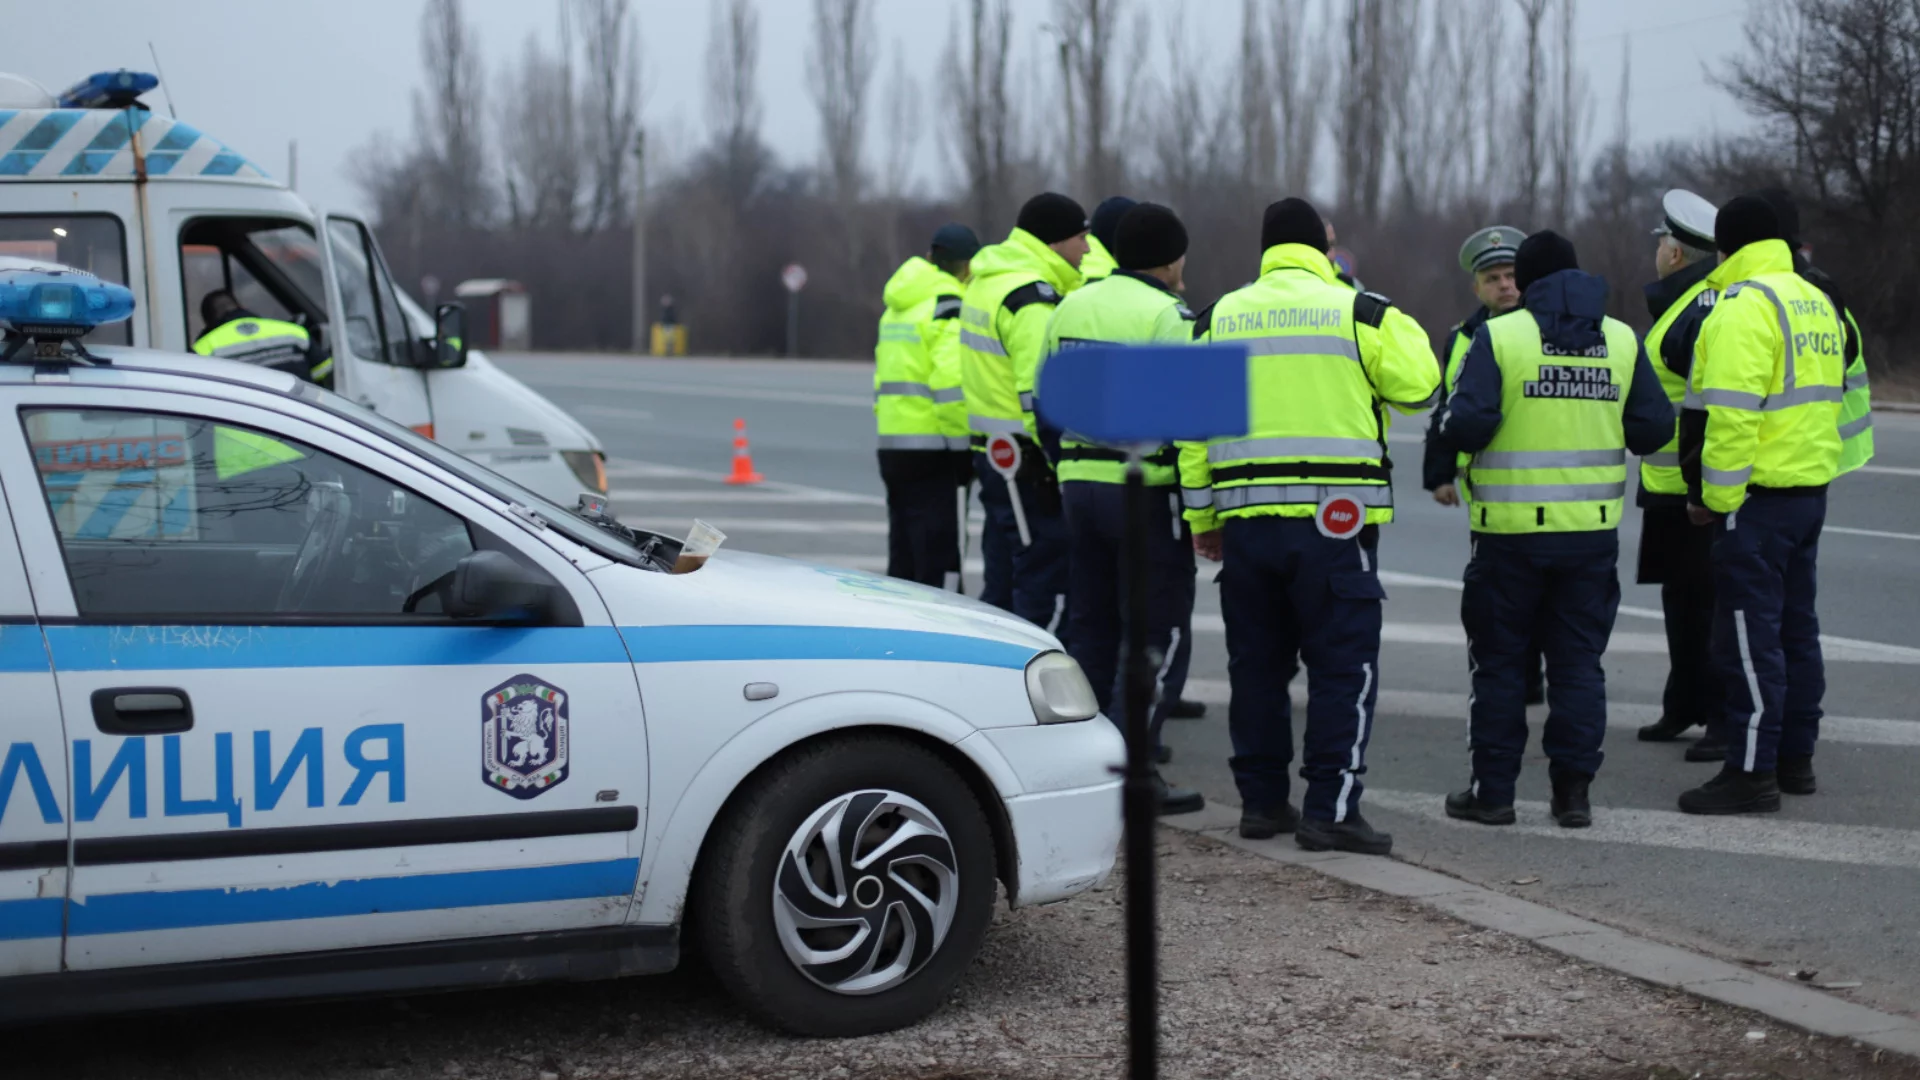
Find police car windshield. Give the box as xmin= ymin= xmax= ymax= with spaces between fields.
xmin=304 ymin=387 xmax=652 ymax=567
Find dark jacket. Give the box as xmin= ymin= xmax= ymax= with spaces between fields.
xmin=1637 ymin=260 xmax=1716 ymax=509
xmin=1421 ymin=306 xmax=1494 ymax=491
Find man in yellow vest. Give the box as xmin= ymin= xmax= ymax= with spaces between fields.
xmin=960 ymin=193 xmax=1088 ymax=631
xmin=874 ymin=223 xmax=980 ymax=589
xmin=194 ymin=290 xmax=330 ymax=385
xmin=1182 ymin=198 xmax=1440 ymax=854
xmin=1676 ymin=195 xmax=1847 ymax=815
xmin=1633 ymin=191 xmax=1728 ymax=758
xmin=1038 ymin=202 xmax=1203 ymax=815
xmin=1437 ymin=232 xmax=1674 ymax=829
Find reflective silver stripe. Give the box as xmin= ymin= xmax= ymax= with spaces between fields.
xmin=1697 ymin=387 xmax=1765 ymax=410
xmin=1468 ymin=481 xmax=1627 ymax=503
xmin=946 ymin=435 xmax=971 ymax=450
xmin=1839 ymin=413 xmax=1874 ymax=440
xmin=1207 ymin=437 xmax=1382 ymax=463
xmin=1770 ymin=384 xmax=1845 ymax=408
xmin=1725 ymin=280 xmax=1798 ymax=390
xmin=1846 ymin=367 xmax=1870 ymax=392
xmin=932 ymin=387 xmax=965 ymax=404
xmin=1472 ymin=448 xmax=1626 ymax=469
xmin=1239 ymin=335 xmax=1361 ymax=361
xmin=1389 ymin=388 xmax=1442 ymax=409
xmin=1682 ymin=385 xmax=1705 ymax=409
xmin=1701 ymin=384 xmax=1845 ymax=411
xmin=1018 ymin=391 xmax=1035 ymax=411
xmin=1181 ymin=487 xmax=1214 ymax=509
xmin=877 ymin=434 xmax=951 ymax=450
xmin=1735 ymin=609 xmax=1764 ymax=772
xmin=877 ymin=325 xmax=921 ymax=342
xmin=969 ymin=414 xmax=1026 ymax=434
xmin=209 ymin=335 xmax=306 ymax=361
xmin=876 ymin=380 xmax=935 ymax=398
xmin=1702 ymin=464 xmax=1753 ymax=487
xmin=1213 ymin=484 xmax=1392 ymax=511
xmin=960 ymin=330 xmax=1006 ymax=355
xmin=1640 ymin=451 xmax=1680 ymax=468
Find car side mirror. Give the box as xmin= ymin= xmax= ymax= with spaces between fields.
xmin=445 ymin=550 xmax=554 ymax=622
xmin=433 ymin=302 xmax=469 ymax=369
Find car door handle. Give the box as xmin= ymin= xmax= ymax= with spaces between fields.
xmin=91 ymin=687 xmax=194 ymax=735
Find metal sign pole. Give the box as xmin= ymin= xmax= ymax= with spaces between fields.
xmin=1121 ymin=453 xmax=1158 ymax=1080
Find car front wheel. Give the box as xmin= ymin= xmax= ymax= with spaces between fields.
xmin=692 ymin=734 xmax=997 ymax=1035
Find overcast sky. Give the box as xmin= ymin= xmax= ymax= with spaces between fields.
xmin=2 ymin=0 xmax=1755 ymax=215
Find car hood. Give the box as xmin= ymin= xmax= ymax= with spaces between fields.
xmin=588 ymin=548 xmax=1060 ymax=654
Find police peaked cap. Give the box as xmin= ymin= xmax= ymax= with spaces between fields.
xmin=1016 ymin=192 xmax=1090 ymax=245
xmin=1458 ymin=226 xmax=1523 ymax=274
xmin=1654 ymin=189 xmax=1719 ymax=251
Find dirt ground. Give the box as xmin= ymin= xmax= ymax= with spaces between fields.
xmin=14 ymin=829 xmax=1919 ymax=1080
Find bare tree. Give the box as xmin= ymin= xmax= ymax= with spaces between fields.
xmin=879 ymin=42 xmax=922 ymax=200
xmin=576 ymin=0 xmax=644 ymax=230
xmin=1271 ymin=0 xmax=1327 ymax=196
xmin=941 ymin=0 xmax=1017 ymax=234
xmin=414 ymin=0 xmax=490 ymax=226
xmin=499 ymin=34 xmax=582 ymax=230
xmin=1235 ymin=0 xmax=1277 ymax=189
xmin=806 ymin=0 xmax=878 ymax=206
xmin=706 ymin=0 xmax=764 ymax=204
xmin=1547 ymin=0 xmax=1590 ymax=223
xmin=1514 ymin=0 xmax=1550 ymax=221
xmin=1147 ymin=3 xmax=1230 ymax=205
xmin=1384 ymin=0 xmax=1438 ymax=215
xmin=1052 ymin=0 xmax=1139 ymax=197
xmin=1337 ymin=0 xmax=1390 ymax=217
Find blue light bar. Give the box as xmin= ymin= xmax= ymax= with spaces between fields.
xmin=56 ymin=70 xmax=159 ymax=110
xmin=0 ymin=270 xmax=136 ymax=333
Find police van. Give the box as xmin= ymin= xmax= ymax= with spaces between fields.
xmin=0 ymin=267 xmax=1123 ymax=1033
xmin=0 ymin=69 xmax=608 ymax=505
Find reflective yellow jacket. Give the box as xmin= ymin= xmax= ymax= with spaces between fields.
xmin=959 ymin=229 xmax=1085 ymax=446
xmin=874 ymin=257 xmax=968 ymax=449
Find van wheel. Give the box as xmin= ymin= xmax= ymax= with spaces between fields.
xmin=693 ymin=735 xmax=996 ymax=1036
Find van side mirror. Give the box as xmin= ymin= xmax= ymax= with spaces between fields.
xmin=433 ymin=302 xmax=469 ymax=369
xmin=445 ymin=550 xmax=554 ymax=622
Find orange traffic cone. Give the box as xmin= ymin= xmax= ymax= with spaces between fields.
xmin=724 ymin=417 xmax=764 ymax=484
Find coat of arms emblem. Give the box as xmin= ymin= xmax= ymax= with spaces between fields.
xmin=482 ymin=675 xmax=570 ymax=798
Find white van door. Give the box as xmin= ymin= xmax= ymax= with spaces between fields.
xmin=0 ymin=470 xmax=67 ymax=978
xmin=0 ymin=386 xmax=648 ymax=971
xmin=316 ymin=212 xmax=435 ymax=436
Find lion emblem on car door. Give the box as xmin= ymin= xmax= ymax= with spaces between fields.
xmin=482 ymin=675 xmax=571 ymax=799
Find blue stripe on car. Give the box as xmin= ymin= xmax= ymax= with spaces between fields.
xmin=0 ymin=897 xmax=64 ymax=941
xmin=65 ymin=858 xmax=642 ymax=936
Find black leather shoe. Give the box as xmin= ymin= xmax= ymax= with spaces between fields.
xmin=1685 ymin=732 xmax=1730 ymax=763
xmin=1154 ymin=744 xmax=1173 ymax=765
xmin=1238 ymin=802 xmax=1301 ymax=839
xmin=1444 ymin=789 xmax=1516 ymax=826
xmin=1679 ymin=767 xmax=1781 ymax=815
xmin=1638 ymin=714 xmax=1700 ymax=742
xmin=1168 ymin=698 xmax=1207 ymax=720
xmin=1549 ymin=766 xmax=1593 ymax=829
xmin=1152 ymin=771 xmax=1205 ymax=815
xmin=1297 ymin=812 xmax=1392 ymax=855
xmin=1777 ymin=754 xmax=1816 ymax=795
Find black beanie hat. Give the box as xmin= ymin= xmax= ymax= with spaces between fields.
xmin=1260 ymin=198 xmax=1328 ymax=253
xmin=1089 ymin=196 xmax=1137 ymax=252
xmin=1754 ymin=187 xmax=1802 ymax=247
xmin=1514 ymin=230 xmax=1579 ymax=293
xmin=1715 ymin=194 xmax=1784 ymax=255
xmin=929 ymin=222 xmax=982 ymax=261
xmin=1016 ymin=192 xmax=1090 ymax=245
xmin=1114 ymin=203 xmax=1189 ymax=270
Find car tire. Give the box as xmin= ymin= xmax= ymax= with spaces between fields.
xmin=692 ymin=734 xmax=997 ymax=1036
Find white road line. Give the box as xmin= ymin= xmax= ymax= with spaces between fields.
xmin=1179 ymin=678 xmax=1920 ymax=747
xmin=1362 ymin=787 xmax=1920 ymax=871
xmin=610 ymin=488 xmax=872 ymax=505
xmin=1858 ymin=464 xmax=1920 ymax=478
xmin=605 ymin=458 xmax=886 ymax=506
xmin=1825 ymin=525 xmax=1920 ymax=541
xmin=529 ymin=375 xmax=871 ymax=407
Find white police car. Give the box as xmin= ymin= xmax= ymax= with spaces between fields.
xmin=0 ymin=268 xmax=1123 ymax=1034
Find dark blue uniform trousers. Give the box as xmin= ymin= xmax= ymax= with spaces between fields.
xmin=973 ymin=453 xmax=1071 ymax=635
xmin=1062 ymin=482 xmax=1195 ymax=747
xmin=1461 ymin=531 xmax=1620 ymax=806
xmin=1711 ymin=492 xmax=1826 ymax=773
xmin=1221 ymin=516 xmax=1384 ymax=823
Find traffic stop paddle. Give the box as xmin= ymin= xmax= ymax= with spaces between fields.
xmin=1036 ymin=345 xmax=1249 ymax=1080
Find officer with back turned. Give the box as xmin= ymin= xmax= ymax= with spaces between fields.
xmin=1439 ymin=232 xmax=1674 ymax=829
xmin=1038 ymin=202 xmax=1204 ymax=816
xmin=1181 ymin=198 xmax=1440 ymax=855
xmin=874 ymin=223 xmax=981 ymax=590
xmin=960 ymin=193 xmax=1088 ymax=633
xmin=1078 ymin=196 xmax=1134 ymax=282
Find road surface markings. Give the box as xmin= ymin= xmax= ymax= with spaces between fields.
xmin=531 ymin=375 xmax=871 ymax=407
xmin=606 ymin=459 xmax=885 ymax=506
xmin=1825 ymin=525 xmax=1920 ymax=541
xmin=1858 ymin=464 xmax=1920 ymax=478
xmin=1179 ymin=678 xmax=1920 ymax=747
xmin=1362 ymin=787 xmax=1920 ymax=871
xmin=610 ymin=488 xmax=875 ymax=505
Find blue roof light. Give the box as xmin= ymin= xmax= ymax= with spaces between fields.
xmin=57 ymin=70 xmax=160 ymax=110
xmin=0 ymin=270 xmax=136 ymax=335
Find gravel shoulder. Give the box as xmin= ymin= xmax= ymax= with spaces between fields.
xmin=17 ymin=829 xmax=1919 ymax=1080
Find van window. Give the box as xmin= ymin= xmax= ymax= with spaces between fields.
xmin=0 ymin=214 xmax=131 ymax=345
xmin=177 ymin=218 xmax=326 ymax=343
xmin=325 ymin=218 xmax=417 ymax=367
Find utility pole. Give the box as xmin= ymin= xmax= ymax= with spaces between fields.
xmin=630 ymin=129 xmax=648 ymax=354
xmin=287 ymin=139 xmax=298 ymax=191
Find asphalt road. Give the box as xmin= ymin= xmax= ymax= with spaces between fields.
xmin=498 ymin=351 xmax=1920 ymax=1017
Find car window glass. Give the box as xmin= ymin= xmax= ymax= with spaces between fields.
xmin=23 ymin=407 xmax=476 ymax=619
xmin=325 ymin=219 xmax=385 ymax=363
xmin=178 ymin=220 xmax=326 ymax=342
xmin=0 ymin=213 xmax=131 ymax=345
xmin=366 ymin=232 xmax=417 ymax=366
xmin=182 ymin=245 xmax=295 ymax=341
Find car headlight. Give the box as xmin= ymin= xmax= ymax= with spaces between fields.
xmin=1025 ymin=650 xmax=1099 ymax=724
xmin=562 ymin=450 xmax=607 ymax=494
